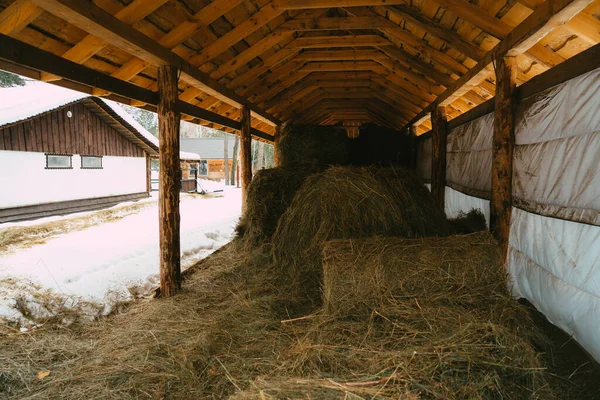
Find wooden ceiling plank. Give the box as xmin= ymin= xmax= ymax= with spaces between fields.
xmin=404 ymin=0 xmax=595 ymax=129
xmin=0 ymin=32 xmax=273 ymax=141
xmin=378 ymin=45 xmax=455 ymax=86
xmin=381 ymin=5 xmax=486 ymax=61
xmin=40 ymin=0 xmax=169 ymax=81
xmin=0 ymin=0 xmax=43 ymax=35
xmin=273 ymin=0 xmax=410 ymax=9
xmin=290 ymin=34 xmax=393 ymax=48
xmin=347 ymin=7 xmax=469 ymax=75
xmin=95 ymin=0 xmax=244 ymax=88
xmin=28 ymin=0 xmax=280 ymax=125
xmin=186 ymin=3 xmax=283 ymax=68
xmin=210 ymin=8 xmax=326 ymax=80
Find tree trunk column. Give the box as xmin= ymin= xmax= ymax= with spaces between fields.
xmin=158 ymin=65 xmax=181 ymax=297
xmin=431 ymin=105 xmax=448 ymax=213
xmin=491 ymin=56 xmax=517 ymax=262
xmin=240 ymin=106 xmax=252 ymax=212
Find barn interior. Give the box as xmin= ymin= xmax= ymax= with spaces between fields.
xmin=0 ymin=0 xmax=599 ymax=398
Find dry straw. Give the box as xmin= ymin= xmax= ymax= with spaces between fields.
xmin=235 ymin=166 xmax=315 ymax=247
xmin=272 ymin=166 xmax=449 ymax=303
xmin=277 ymin=124 xmax=350 ymax=170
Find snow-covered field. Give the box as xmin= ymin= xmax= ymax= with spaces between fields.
xmin=0 ymin=188 xmax=241 ymax=326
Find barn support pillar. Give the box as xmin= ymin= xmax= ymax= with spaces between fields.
xmin=157 ymin=65 xmax=181 ymax=297
xmin=431 ymin=106 xmax=448 ymax=213
xmin=491 ymin=56 xmax=517 ymax=263
xmin=240 ymin=106 xmax=252 ymax=212
xmin=273 ymin=125 xmax=281 ymax=167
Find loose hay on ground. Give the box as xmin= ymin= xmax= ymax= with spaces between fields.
xmin=272 ymin=166 xmax=449 ymax=302
xmin=0 ymin=238 xmax=578 ymax=399
xmin=235 ymin=167 xmax=315 ymax=246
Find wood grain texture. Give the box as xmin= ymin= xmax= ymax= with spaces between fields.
xmin=491 ymin=56 xmax=517 ymax=264
xmin=0 ymin=101 xmax=144 ymax=157
xmin=431 ymin=106 xmax=448 ymax=212
xmin=157 ymin=65 xmax=181 ymax=297
xmin=240 ymin=106 xmax=252 ymax=212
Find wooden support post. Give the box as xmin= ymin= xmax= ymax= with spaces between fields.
xmin=240 ymin=106 xmax=252 ymax=212
xmin=491 ymin=56 xmax=517 ymax=262
xmin=431 ymin=105 xmax=448 ymax=212
xmin=409 ymin=125 xmax=417 ymax=171
xmin=273 ymin=125 xmax=281 ymax=167
xmin=157 ymin=65 xmax=181 ymax=297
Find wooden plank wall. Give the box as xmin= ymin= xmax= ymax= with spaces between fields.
xmin=0 ymin=101 xmax=145 ymax=157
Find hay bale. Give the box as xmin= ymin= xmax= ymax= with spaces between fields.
xmin=322 ymin=231 xmax=501 ymax=316
xmin=272 ymin=166 xmax=449 ymax=302
xmin=277 ymin=124 xmax=350 ymax=170
xmin=236 ymin=167 xmax=315 ymax=246
xmin=448 ymin=208 xmax=488 ymax=234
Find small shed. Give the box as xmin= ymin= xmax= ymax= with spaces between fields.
xmin=180 ymin=138 xmax=236 ymax=181
xmin=0 ymin=83 xmax=200 ymax=222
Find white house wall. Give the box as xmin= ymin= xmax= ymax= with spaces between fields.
xmin=0 ymin=150 xmax=146 ymax=208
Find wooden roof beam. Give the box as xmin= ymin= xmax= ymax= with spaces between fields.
xmin=273 ymin=0 xmax=413 ymax=9
xmin=40 ymin=0 xmax=169 ymax=82
xmin=0 ymin=0 xmax=43 ymax=35
xmin=379 ymin=5 xmax=486 ymax=61
xmin=29 ymin=0 xmax=280 ymax=126
xmin=0 ymin=33 xmax=273 ymax=142
xmin=347 ymin=7 xmax=469 ymax=75
xmin=403 ymin=0 xmax=595 ymax=129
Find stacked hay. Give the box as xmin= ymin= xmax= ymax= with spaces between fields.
xmin=272 ymin=166 xmax=449 ymax=302
xmin=235 ymin=166 xmax=314 ymax=246
xmin=448 ymin=209 xmax=488 ymax=234
xmin=232 ymin=232 xmax=553 ymax=399
xmin=322 ymin=231 xmax=503 ymax=316
xmin=277 ymin=124 xmax=350 ymax=170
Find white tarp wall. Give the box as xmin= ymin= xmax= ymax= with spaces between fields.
xmin=418 ymin=66 xmax=600 ymax=362
xmin=509 ymin=67 xmax=600 ymax=361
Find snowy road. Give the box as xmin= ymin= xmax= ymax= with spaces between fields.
xmin=0 ymin=188 xmax=241 ymax=325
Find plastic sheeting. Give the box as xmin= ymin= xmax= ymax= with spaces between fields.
xmin=445 ymin=186 xmax=490 ymax=227
xmin=513 ymin=67 xmax=600 ymax=225
xmin=508 ymin=207 xmax=600 ymax=361
xmin=446 ymin=113 xmax=493 ymax=200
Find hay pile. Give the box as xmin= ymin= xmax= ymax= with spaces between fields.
xmin=272 ymin=166 xmax=449 ymax=301
xmin=323 ymin=232 xmax=504 ymax=315
xmin=235 ymin=166 xmax=314 ymax=246
xmin=277 ymin=124 xmax=350 ymax=170
xmin=449 ymin=209 xmax=488 ymax=234
xmin=1 ymin=240 xmax=561 ymax=400
xmin=233 ymin=232 xmax=554 ymax=399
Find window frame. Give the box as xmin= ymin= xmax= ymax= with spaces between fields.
xmin=45 ymin=153 xmax=73 ymax=170
xmin=198 ymin=160 xmax=208 ymax=176
xmin=80 ymin=155 xmax=103 ymax=170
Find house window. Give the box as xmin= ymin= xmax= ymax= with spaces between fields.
xmin=81 ymin=155 xmax=103 ymax=169
xmin=199 ymin=160 xmax=208 ymax=176
xmin=46 ymin=154 xmax=72 ymax=169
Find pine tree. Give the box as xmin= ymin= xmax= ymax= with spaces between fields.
xmin=0 ymin=71 xmax=26 ymax=87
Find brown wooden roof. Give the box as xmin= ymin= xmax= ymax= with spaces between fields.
xmin=0 ymin=0 xmax=598 ymax=138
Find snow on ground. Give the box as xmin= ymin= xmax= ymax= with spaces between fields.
xmin=0 ymin=188 xmax=242 ymax=326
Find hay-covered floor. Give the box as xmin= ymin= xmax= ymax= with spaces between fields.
xmin=1 ymin=238 xmax=599 ymax=399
